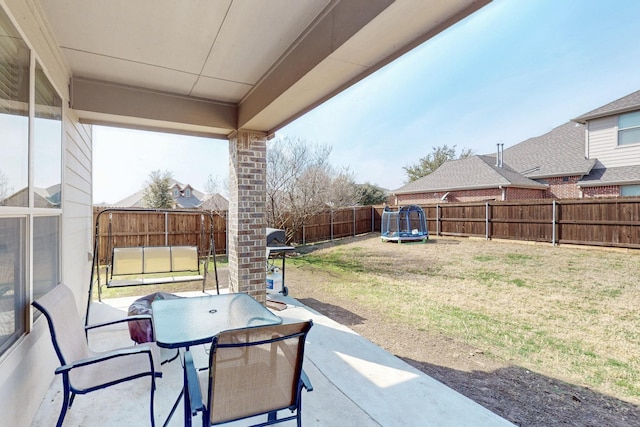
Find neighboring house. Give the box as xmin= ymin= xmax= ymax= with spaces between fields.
xmin=394 ymin=90 xmax=640 ymax=203
xmin=573 ymin=89 xmax=640 ymax=197
xmin=200 ymin=192 xmax=230 ymax=213
xmin=394 ymin=155 xmax=547 ymax=205
xmin=110 ymin=179 xmax=228 ymax=211
xmin=500 ymin=121 xmax=595 ymax=199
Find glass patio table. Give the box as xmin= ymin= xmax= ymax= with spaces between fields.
xmin=152 ymin=293 xmax=282 ymax=426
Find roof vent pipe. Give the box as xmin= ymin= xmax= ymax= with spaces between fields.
xmin=496 ymin=143 xmax=504 ymax=168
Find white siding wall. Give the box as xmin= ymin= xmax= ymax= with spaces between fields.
xmin=0 ymin=1 xmax=93 ymax=426
xmin=587 ymin=115 xmax=640 ymax=167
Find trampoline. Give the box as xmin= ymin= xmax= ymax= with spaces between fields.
xmin=381 ymin=205 xmax=429 ymax=243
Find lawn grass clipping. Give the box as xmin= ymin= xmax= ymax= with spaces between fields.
xmin=289 ymin=236 xmax=640 ymax=404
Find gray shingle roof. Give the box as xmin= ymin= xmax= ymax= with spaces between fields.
xmin=497 ymin=121 xmax=595 ymax=179
xmin=578 ymin=165 xmax=640 ymax=187
xmin=200 ymin=193 xmax=229 ymax=211
xmin=393 ymin=155 xmax=546 ymax=194
xmin=573 ymin=89 xmax=640 ymax=123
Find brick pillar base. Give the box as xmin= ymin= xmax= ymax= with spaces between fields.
xmin=228 ymin=130 xmax=267 ymax=303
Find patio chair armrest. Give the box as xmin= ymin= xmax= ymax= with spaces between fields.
xmin=184 ymin=351 xmax=204 ymax=415
xmin=84 ymin=314 xmax=152 ymax=331
xmin=55 ymin=345 xmax=155 ymax=375
xmin=300 ymin=369 xmax=313 ymax=392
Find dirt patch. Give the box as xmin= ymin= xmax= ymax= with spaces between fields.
xmin=287 ymin=236 xmax=640 ymax=427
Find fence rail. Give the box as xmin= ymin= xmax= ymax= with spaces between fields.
xmin=95 ymin=198 xmax=640 ymax=253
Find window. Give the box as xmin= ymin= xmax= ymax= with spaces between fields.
xmin=0 ymin=218 xmax=26 ymax=355
xmin=184 ymin=188 xmax=191 ymax=197
xmin=34 ymin=63 xmax=62 ymax=208
xmin=621 ymin=185 xmax=640 ymax=197
xmin=618 ymin=111 xmax=640 ymax=146
xmin=173 ymin=188 xmax=180 ymax=197
xmin=0 ymin=10 xmax=30 ymax=207
xmin=0 ymin=7 xmax=62 ymax=355
xmin=33 ymin=216 xmax=60 ymax=301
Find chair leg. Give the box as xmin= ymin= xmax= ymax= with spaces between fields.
xmin=57 ymin=374 xmax=71 ymax=427
xmin=150 ymin=376 xmax=156 ymax=427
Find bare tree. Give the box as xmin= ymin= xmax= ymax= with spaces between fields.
xmin=203 ymin=173 xmax=228 ymax=217
xmin=267 ymin=137 xmax=358 ymax=241
xmin=0 ymin=170 xmax=11 ymax=202
xmin=204 ymin=173 xmax=220 ymax=196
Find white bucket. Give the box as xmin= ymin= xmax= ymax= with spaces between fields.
xmin=266 ymin=268 xmax=283 ymax=294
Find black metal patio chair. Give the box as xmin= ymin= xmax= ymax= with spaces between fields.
xmin=32 ymin=283 xmax=162 ymax=426
xmin=186 ymin=320 xmax=313 ymax=427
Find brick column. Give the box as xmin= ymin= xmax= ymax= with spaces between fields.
xmin=228 ymin=130 xmax=267 ymax=303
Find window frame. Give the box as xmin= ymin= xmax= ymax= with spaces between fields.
xmin=0 ymin=6 xmax=63 ymax=357
xmin=618 ymin=111 xmax=640 ymax=146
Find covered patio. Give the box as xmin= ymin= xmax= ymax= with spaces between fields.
xmin=0 ymin=1 xmax=497 ymax=425
xmin=32 ymin=290 xmax=513 ymax=426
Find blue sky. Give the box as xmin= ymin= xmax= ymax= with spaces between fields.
xmin=93 ymin=0 xmax=640 ymax=203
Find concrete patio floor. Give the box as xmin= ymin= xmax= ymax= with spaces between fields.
xmin=31 ymin=291 xmax=514 ymax=427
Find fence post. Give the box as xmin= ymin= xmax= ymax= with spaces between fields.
xmin=353 ymin=207 xmax=356 ymax=236
xmin=331 ymin=210 xmax=334 ymax=240
xmin=371 ymin=206 xmax=374 ymax=232
xmin=164 ymin=211 xmax=168 ymax=246
xmin=436 ymin=204 xmax=441 ymax=236
xmin=552 ymin=200 xmax=557 ymax=246
xmin=485 ymin=202 xmax=490 ymax=240
xmin=302 ymin=224 xmax=306 ymax=245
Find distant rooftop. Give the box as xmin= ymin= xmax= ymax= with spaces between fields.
xmin=573 ymin=89 xmax=640 ymax=123
xmin=393 ymin=155 xmax=546 ymax=195
xmin=496 ymin=121 xmax=595 ymax=179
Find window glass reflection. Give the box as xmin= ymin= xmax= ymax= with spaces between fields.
xmin=34 ymin=63 xmax=62 ymax=208
xmin=0 ymin=217 xmax=26 ymax=355
xmin=0 ymin=11 xmax=30 ymax=207
xmin=33 ymin=216 xmax=60 ymax=302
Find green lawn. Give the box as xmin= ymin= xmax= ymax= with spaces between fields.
xmin=286 ymin=235 xmax=640 ymax=404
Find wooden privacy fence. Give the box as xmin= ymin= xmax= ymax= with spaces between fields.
xmin=94 ymin=198 xmax=640 ymax=253
xmin=421 ymin=198 xmax=640 ymax=249
xmin=93 ymin=207 xmax=227 ymax=263
xmin=290 ymin=206 xmax=377 ymax=244
xmin=297 ymin=199 xmax=640 ymax=249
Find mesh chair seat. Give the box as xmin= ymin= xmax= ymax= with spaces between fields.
xmin=188 ymin=320 xmax=314 ymax=427
xmin=33 ymin=284 xmax=161 ymax=427
xmin=68 ymin=342 xmax=161 ymax=391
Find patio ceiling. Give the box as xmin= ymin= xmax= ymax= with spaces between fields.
xmin=39 ymin=0 xmax=490 ymax=138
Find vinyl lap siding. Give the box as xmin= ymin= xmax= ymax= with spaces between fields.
xmin=63 ymin=111 xmax=93 ymax=293
xmin=588 ymin=115 xmax=640 ymax=167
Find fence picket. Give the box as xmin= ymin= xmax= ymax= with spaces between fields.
xmin=95 ymin=199 xmax=640 ymax=252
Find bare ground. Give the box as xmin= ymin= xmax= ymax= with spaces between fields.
xmin=283 ymin=235 xmax=640 ymax=427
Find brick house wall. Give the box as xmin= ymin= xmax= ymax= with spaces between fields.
xmin=537 ymin=176 xmax=583 ymax=199
xmin=503 ymin=187 xmax=547 ymax=200
xmin=582 ymin=185 xmax=620 ymax=198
